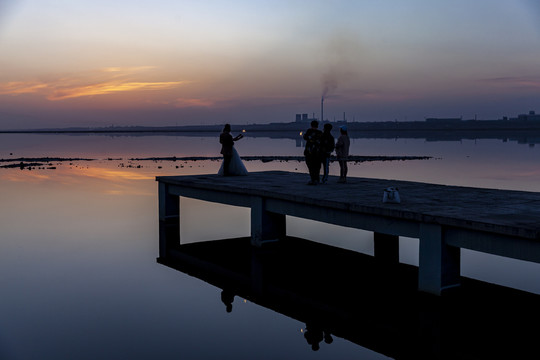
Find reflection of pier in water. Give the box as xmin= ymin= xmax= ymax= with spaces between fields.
xmin=157 ymin=171 xmax=540 ymax=295
xmin=158 ymin=237 xmax=539 ymax=358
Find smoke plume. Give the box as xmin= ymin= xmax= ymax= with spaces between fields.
xmin=320 ymin=30 xmax=362 ymax=98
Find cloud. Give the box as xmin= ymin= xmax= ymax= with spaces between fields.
xmin=102 ymin=66 xmax=157 ymax=74
xmin=0 ymin=82 xmax=49 ymax=95
xmin=480 ymin=76 xmax=540 ymax=88
xmin=173 ymin=98 xmax=215 ymax=108
xmin=0 ymin=67 xmax=188 ymax=100
xmin=47 ymin=80 xmax=186 ymax=100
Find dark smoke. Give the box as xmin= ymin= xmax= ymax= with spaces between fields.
xmin=320 ymin=29 xmax=362 ymax=98
xmin=322 ymin=75 xmax=338 ymax=98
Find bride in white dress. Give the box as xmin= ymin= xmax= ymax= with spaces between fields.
xmin=218 ymin=146 xmax=248 ymax=176
xmin=218 ymin=124 xmax=248 ymax=176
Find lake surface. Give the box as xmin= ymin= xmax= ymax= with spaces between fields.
xmin=1 ymin=131 xmax=540 ymax=359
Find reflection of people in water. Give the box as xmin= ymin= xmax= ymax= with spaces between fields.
xmin=221 ymin=289 xmax=235 ymax=313
xmin=303 ymin=324 xmax=333 ymax=351
xmin=303 ymin=324 xmax=324 ymax=351
xmin=324 ymin=331 xmax=333 ymax=344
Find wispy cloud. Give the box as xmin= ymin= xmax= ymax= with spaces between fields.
xmin=480 ymin=76 xmax=540 ymax=88
xmin=0 ymin=67 xmax=187 ymax=100
xmin=48 ymin=80 xmax=185 ymax=100
xmin=101 ymin=66 xmax=157 ymax=74
xmin=0 ymin=81 xmax=49 ymax=95
xmin=173 ymin=98 xmax=215 ymax=108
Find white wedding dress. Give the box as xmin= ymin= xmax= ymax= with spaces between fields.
xmin=218 ymin=147 xmax=248 ymax=176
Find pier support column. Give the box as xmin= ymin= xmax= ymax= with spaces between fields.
xmin=158 ymin=182 xmax=180 ymax=257
xmin=418 ymin=223 xmax=461 ymax=295
xmin=251 ymin=196 xmax=286 ymax=247
xmin=374 ymin=232 xmax=399 ymax=263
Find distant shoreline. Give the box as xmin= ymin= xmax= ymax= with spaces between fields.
xmin=4 ymin=123 xmax=540 ymax=144
xmin=4 ymin=118 xmax=540 ymax=134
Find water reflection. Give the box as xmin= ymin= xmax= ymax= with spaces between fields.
xmin=158 ymin=236 xmax=540 ymax=359
xmin=2 ymin=132 xmax=540 ymax=358
xmin=11 ymin=128 xmax=540 ymax=147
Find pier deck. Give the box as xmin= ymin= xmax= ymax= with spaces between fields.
xmin=156 ymin=171 xmax=540 ymax=295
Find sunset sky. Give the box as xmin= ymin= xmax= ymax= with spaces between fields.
xmin=1 ymin=0 xmax=539 ymax=129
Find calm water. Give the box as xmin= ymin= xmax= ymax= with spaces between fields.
xmin=1 ymin=132 xmax=540 ymax=359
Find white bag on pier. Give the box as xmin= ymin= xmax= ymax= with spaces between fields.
xmin=383 ymin=187 xmax=400 ymax=203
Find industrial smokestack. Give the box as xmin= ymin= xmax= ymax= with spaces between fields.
xmin=321 ymin=96 xmax=324 ymax=122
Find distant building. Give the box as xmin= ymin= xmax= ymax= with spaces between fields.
xmin=511 ymin=110 xmax=540 ymax=121
xmin=425 ymin=117 xmax=462 ymax=123
xmin=295 ymin=113 xmax=317 ymax=123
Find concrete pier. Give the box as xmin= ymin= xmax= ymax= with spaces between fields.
xmin=156 ymin=171 xmax=540 ymax=295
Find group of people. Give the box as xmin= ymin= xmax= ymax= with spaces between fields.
xmin=218 ymin=121 xmax=350 ymax=182
xmin=303 ymin=120 xmax=350 ymax=185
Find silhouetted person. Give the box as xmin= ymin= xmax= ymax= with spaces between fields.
xmin=335 ymin=125 xmax=350 ymax=183
xmin=320 ymin=123 xmax=335 ymax=184
xmin=221 ymin=289 xmax=235 ymax=313
xmin=219 ymin=124 xmax=243 ymax=176
xmin=303 ymin=120 xmax=322 ymax=185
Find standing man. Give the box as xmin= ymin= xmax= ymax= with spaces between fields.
xmin=220 ymin=124 xmax=242 ymax=176
xmin=320 ymin=123 xmax=335 ymax=184
xmin=335 ymin=125 xmax=350 ymax=183
xmin=303 ymin=120 xmax=322 ymax=185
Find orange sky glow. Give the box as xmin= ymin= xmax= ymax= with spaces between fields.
xmin=1 ymin=0 xmax=539 ymax=129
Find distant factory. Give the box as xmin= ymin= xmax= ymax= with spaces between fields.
xmin=425 ymin=117 xmax=462 ymax=123
xmin=510 ymin=110 xmax=540 ymax=121
xmin=295 ymin=113 xmax=318 ymax=123
xmin=425 ymin=110 xmax=540 ymax=123
xmin=292 ymin=109 xmax=540 ymax=129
